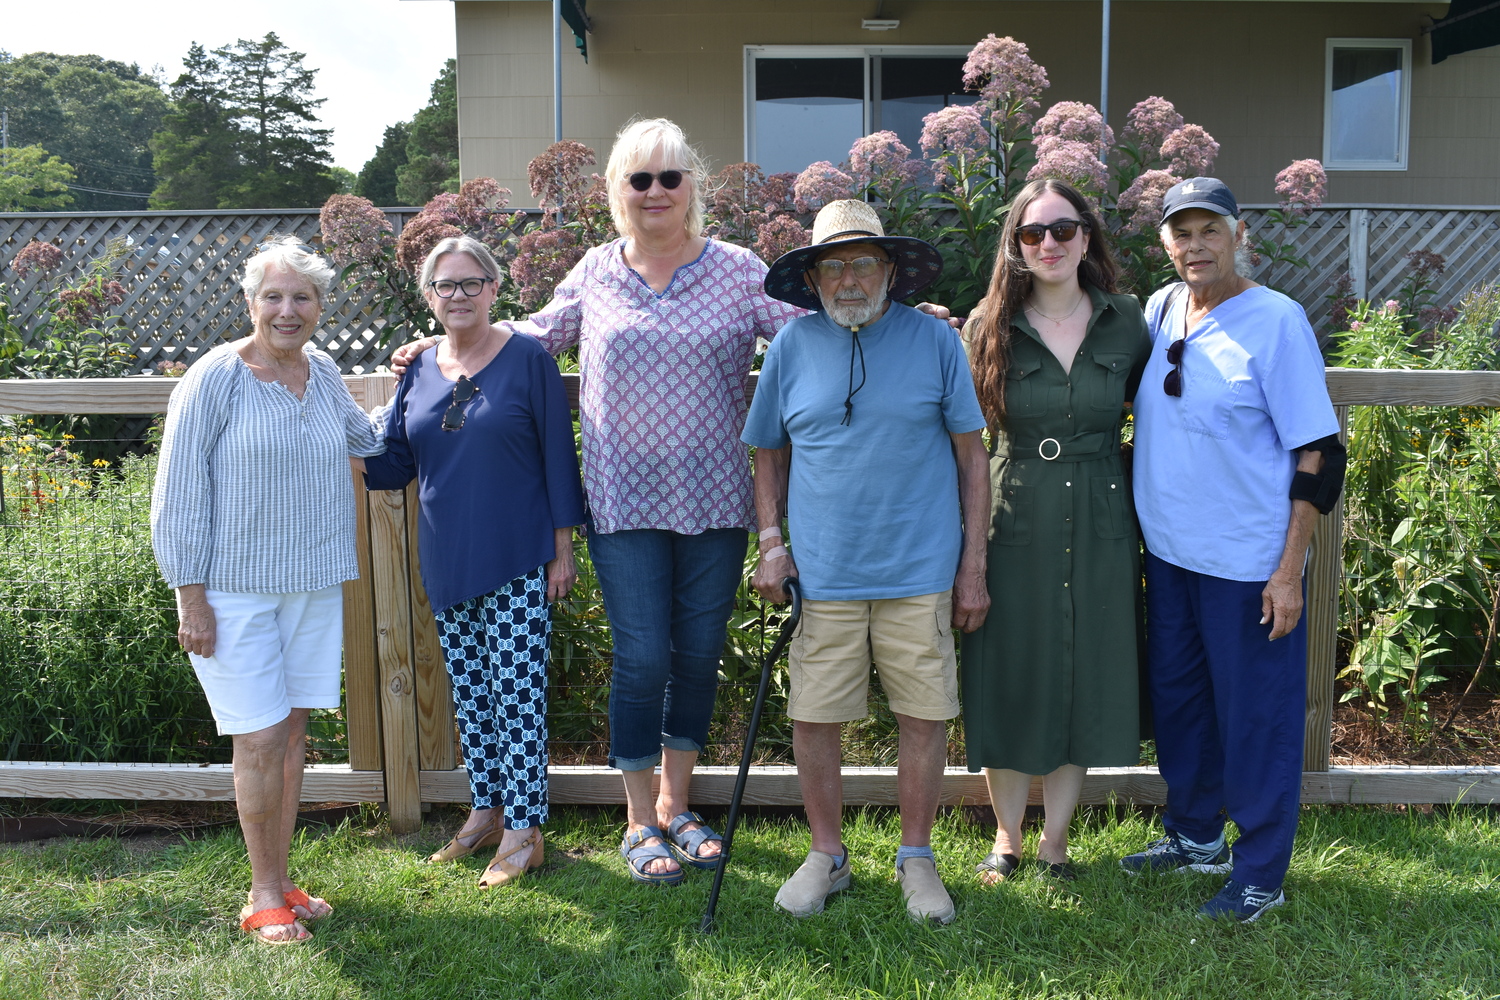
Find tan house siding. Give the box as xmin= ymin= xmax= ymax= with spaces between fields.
xmin=456 ymin=1 xmax=1497 ymax=207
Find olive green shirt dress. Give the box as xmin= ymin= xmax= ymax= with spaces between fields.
xmin=961 ymin=285 xmax=1152 ymax=774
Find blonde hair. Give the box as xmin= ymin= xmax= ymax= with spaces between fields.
xmin=241 ymin=234 xmax=335 ymax=301
xmin=605 ymin=117 xmax=709 ymax=240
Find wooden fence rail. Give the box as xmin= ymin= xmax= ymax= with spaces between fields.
xmin=6 ymin=205 xmax=1499 ymax=372
xmin=1 ymin=371 xmax=1498 ymax=831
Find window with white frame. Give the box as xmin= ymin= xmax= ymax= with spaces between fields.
xmin=745 ymin=46 xmax=970 ymax=175
xmin=1324 ymin=39 xmax=1411 ymax=170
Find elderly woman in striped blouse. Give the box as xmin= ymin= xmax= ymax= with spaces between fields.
xmin=151 ymin=235 xmax=385 ymax=945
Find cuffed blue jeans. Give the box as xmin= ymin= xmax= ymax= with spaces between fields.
xmin=1144 ymin=550 xmax=1307 ymax=889
xmin=588 ymin=527 xmax=748 ymax=771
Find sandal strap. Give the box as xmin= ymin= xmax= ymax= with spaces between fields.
xmin=620 ymin=826 xmax=676 ymax=874
xmin=621 ymin=825 xmax=667 ymax=853
xmin=666 ymin=812 xmax=721 ymax=858
xmin=241 ymin=905 xmax=301 ymax=932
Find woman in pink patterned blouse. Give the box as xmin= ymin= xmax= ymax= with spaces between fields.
xmin=397 ymin=118 xmax=803 ymax=883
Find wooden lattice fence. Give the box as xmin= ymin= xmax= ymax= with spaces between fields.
xmin=0 ymin=209 xmax=421 ymax=375
xmin=3 ymin=206 xmax=1499 ymax=374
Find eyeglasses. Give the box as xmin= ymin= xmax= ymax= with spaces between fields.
xmin=627 ymin=170 xmax=685 ymax=191
xmin=808 ymin=256 xmax=889 ymax=281
xmin=1164 ymin=337 xmax=1187 ymax=397
xmin=427 ymin=277 xmax=495 ymax=298
xmin=1016 ymin=221 xmax=1087 ymax=246
xmin=442 ymin=375 xmax=480 ymax=431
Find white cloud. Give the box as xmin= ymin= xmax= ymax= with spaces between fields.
xmin=3 ymin=0 xmax=456 ymax=172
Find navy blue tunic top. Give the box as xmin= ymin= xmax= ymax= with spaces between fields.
xmin=363 ymin=334 xmax=586 ymax=612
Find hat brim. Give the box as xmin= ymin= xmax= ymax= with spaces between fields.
xmin=1161 ymin=200 xmax=1238 ymax=225
xmin=763 ymin=234 xmax=945 ymax=311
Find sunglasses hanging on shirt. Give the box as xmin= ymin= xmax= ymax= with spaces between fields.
xmin=442 ymin=375 xmax=480 ymax=431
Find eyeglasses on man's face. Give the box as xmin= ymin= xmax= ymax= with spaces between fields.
xmin=427 ymin=277 xmax=495 ymax=299
xmin=808 ymin=256 xmax=890 ymax=282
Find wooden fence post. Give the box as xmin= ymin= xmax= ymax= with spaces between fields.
xmin=1348 ymin=209 xmax=1369 ymax=300
xmin=1303 ymin=404 xmax=1349 ymax=771
xmin=362 ymin=374 xmax=423 ymax=833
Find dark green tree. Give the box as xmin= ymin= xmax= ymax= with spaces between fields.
xmin=0 ymin=51 xmax=168 ymax=210
xmin=395 ymin=59 xmax=459 ymax=205
xmin=148 ymin=44 xmax=241 ymax=210
xmin=212 ymin=33 xmax=336 ymax=208
xmin=355 ymin=121 xmax=410 ymax=206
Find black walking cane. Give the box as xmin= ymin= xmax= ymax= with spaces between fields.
xmin=700 ymin=575 xmax=802 ymax=934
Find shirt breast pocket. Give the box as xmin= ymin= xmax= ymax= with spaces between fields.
xmin=1003 ymin=354 xmax=1045 ymax=416
xmin=1180 ymin=371 xmax=1243 ymax=440
xmin=1089 ymin=351 xmax=1133 ymax=411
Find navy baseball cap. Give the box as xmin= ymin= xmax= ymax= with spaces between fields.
xmin=1160 ymin=177 xmax=1239 ymax=224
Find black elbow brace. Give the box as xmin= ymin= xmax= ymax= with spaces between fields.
xmin=1288 ymin=434 xmax=1347 ymax=514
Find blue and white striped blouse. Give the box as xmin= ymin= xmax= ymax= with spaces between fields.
xmin=150 ymin=342 xmax=386 ymax=593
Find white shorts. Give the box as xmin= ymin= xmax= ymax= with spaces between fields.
xmin=189 ymin=585 xmax=344 ymax=735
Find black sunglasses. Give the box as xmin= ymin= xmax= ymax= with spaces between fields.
xmin=1164 ymin=337 xmax=1187 ymax=397
xmin=442 ymin=375 xmax=480 ymax=431
xmin=627 ymin=170 xmax=685 ymax=192
xmin=1016 ymin=220 xmax=1087 ymax=246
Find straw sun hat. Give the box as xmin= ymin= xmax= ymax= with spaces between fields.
xmin=762 ymin=200 xmax=944 ymax=311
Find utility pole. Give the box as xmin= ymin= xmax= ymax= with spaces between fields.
xmin=2 ymin=108 xmax=9 ymax=150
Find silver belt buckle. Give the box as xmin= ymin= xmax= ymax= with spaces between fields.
xmin=1038 ymin=437 xmax=1062 ymax=461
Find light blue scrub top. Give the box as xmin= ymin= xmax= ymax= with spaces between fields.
xmin=742 ymin=303 xmax=987 ymax=601
xmin=1133 ymin=284 xmax=1339 ymax=582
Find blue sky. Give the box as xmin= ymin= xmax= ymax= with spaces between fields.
xmin=4 ymin=0 xmax=457 ymax=172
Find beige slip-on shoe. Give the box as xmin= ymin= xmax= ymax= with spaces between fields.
xmin=897 ymin=856 xmax=955 ymax=925
xmin=774 ymin=848 xmax=852 ymax=917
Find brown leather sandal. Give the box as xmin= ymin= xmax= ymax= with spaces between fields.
xmin=478 ymin=828 xmax=544 ymax=889
xmin=428 ymin=814 xmax=504 ymax=863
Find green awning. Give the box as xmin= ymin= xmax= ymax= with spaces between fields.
xmin=562 ymin=0 xmax=590 ymax=62
xmin=1430 ymin=0 xmax=1500 ymax=64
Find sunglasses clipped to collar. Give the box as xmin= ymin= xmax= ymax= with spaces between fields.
xmin=442 ymin=375 xmax=480 ymax=431
xmin=627 ymin=170 xmax=685 ymax=191
xmin=1016 ymin=220 xmax=1088 ymax=246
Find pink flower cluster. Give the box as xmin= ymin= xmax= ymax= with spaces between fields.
xmin=155 ymin=360 xmax=188 ymax=377
xmin=919 ymin=104 xmax=989 ymax=164
xmin=962 ymin=34 xmax=1050 ymax=125
xmin=1123 ymin=97 xmax=1184 ymax=159
xmin=1160 ymin=124 xmax=1219 ymax=177
xmin=54 ymin=279 xmax=126 ymax=325
xmin=792 ymin=161 xmax=857 ymax=213
xmin=319 ymin=194 xmax=395 ymax=269
xmin=11 ymin=240 xmax=65 ymax=279
xmin=1034 ymin=102 xmax=1114 ymax=149
xmin=1274 ymin=159 xmax=1327 ymax=216
xmin=1116 ymin=169 xmax=1182 ymax=234
xmin=753 ymin=215 xmax=810 ymax=266
xmin=528 ymin=140 xmax=598 ymax=215
xmin=848 ymin=131 xmax=923 ymax=191
xmin=510 ymin=227 xmax=584 ymax=311
xmin=1027 ymin=136 xmax=1107 ymax=194
xmin=395 ymin=215 xmax=463 ymax=275
xmin=760 ymin=173 xmax=797 ymax=214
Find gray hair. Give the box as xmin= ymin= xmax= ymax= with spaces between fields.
xmin=419 ymin=236 xmax=502 ymax=289
xmin=1160 ymin=212 xmax=1253 ymax=278
xmin=605 ymin=117 xmax=709 ymax=241
xmin=241 ymin=234 xmax=335 ymax=301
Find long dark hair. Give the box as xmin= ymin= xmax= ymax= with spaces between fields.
xmin=968 ymin=178 xmax=1120 ymax=430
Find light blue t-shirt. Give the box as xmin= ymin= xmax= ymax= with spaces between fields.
xmin=742 ymin=303 xmax=987 ymax=601
xmin=1133 ymin=284 xmax=1339 ymax=582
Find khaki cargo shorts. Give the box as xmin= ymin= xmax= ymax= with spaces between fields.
xmin=786 ymin=591 xmax=960 ymax=723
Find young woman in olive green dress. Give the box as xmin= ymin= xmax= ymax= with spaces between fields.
xmin=962 ymin=179 xmax=1151 ymax=881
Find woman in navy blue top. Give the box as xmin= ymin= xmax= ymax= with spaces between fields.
xmin=362 ymin=236 xmax=585 ymax=888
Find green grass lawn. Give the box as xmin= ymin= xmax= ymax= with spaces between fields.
xmin=1 ymin=804 xmax=1497 ymax=999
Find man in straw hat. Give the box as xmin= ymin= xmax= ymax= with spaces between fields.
xmin=743 ymin=199 xmax=991 ymax=925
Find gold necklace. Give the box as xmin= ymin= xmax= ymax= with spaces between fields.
xmin=1026 ymin=292 xmax=1088 ymax=324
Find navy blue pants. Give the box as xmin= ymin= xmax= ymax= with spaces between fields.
xmin=1144 ymin=550 xmax=1306 ymax=889
xmin=435 ymin=568 xmax=550 ymax=828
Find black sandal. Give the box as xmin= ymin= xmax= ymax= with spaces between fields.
xmin=976 ymin=851 xmax=1021 ymax=881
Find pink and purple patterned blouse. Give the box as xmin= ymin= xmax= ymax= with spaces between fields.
xmin=503 ymin=238 xmax=806 ymax=535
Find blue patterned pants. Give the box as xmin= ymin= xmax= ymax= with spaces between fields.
xmin=435 ymin=568 xmax=550 ymax=828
